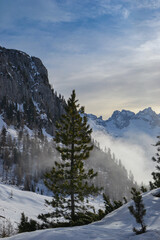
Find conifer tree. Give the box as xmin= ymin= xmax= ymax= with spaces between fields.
xmin=0 ymin=126 xmax=7 ymax=147
xmin=150 ymin=136 xmax=160 ymax=189
xmin=39 ymin=90 xmax=99 ymax=224
xmin=128 ymin=188 xmax=146 ymax=235
xmin=103 ymin=193 xmax=123 ymax=215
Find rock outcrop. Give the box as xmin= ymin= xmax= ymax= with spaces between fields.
xmin=0 ymin=46 xmax=65 ymax=135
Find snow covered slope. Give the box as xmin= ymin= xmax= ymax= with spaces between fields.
xmin=0 ymin=184 xmax=53 ymax=230
xmin=4 ymin=187 xmax=160 ymax=240
xmin=0 ymin=183 xmax=103 ymax=233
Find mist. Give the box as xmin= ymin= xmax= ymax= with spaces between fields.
xmin=92 ymin=129 xmax=157 ymax=185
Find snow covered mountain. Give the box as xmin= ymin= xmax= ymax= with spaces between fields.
xmin=87 ymin=107 xmax=160 ymax=138
xmin=2 ymin=184 xmax=160 ymax=240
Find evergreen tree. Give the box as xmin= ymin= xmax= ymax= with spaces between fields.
xmin=128 ymin=188 xmax=147 ymax=235
xmin=140 ymin=186 xmax=147 ymax=193
xmin=39 ymin=90 xmax=99 ymax=224
xmin=0 ymin=126 xmax=7 ymax=147
xmin=18 ymin=213 xmax=39 ymax=233
xmin=103 ymin=193 xmax=123 ymax=215
xmin=103 ymin=193 xmax=114 ymax=214
xmin=150 ymin=136 xmax=160 ymax=189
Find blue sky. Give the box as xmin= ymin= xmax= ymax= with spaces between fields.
xmin=1 ymin=0 xmax=160 ymax=118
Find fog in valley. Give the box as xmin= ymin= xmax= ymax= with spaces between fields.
xmin=92 ymin=130 xmax=157 ymax=185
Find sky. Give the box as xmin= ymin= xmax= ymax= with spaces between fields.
xmin=1 ymin=0 xmax=160 ymax=118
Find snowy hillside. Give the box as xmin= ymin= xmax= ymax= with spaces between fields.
xmin=3 ymin=186 xmax=160 ymax=240
xmin=0 ymin=183 xmax=103 ymax=234
xmin=87 ymin=108 xmax=160 ymax=184
xmin=0 ymin=184 xmax=53 ymax=230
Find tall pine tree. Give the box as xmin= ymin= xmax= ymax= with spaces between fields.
xmin=39 ymin=90 xmax=99 ymax=224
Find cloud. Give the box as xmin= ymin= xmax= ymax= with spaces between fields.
xmin=0 ymin=0 xmax=75 ymax=33
xmin=42 ymin=21 xmax=160 ymax=117
xmin=91 ymin=129 xmax=156 ymax=185
xmin=1 ymin=0 xmax=160 ymax=118
xmin=121 ymin=8 xmax=130 ymax=19
xmin=135 ymin=0 xmax=160 ymax=9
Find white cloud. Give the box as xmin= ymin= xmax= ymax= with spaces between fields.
xmin=135 ymin=0 xmax=160 ymax=9
xmin=92 ymin=130 xmax=156 ymax=184
xmin=0 ymin=0 xmax=75 ymax=32
xmin=122 ymin=8 xmax=130 ymax=19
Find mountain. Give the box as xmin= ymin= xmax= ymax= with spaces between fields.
xmin=0 ymin=46 xmax=135 ymax=200
xmin=87 ymin=107 xmax=160 ymax=138
xmin=2 ymin=184 xmax=160 ymax=240
xmin=0 ymin=46 xmax=65 ymax=135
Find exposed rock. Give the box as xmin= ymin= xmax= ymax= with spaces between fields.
xmin=0 ymin=46 xmax=65 ymax=135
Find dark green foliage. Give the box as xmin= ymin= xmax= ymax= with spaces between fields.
xmin=41 ymin=90 xmax=99 ymax=224
xmin=123 ymin=197 xmax=128 ymax=204
xmin=113 ymin=200 xmax=123 ymax=209
xmin=18 ymin=213 xmax=39 ymax=233
xmin=103 ymin=193 xmax=114 ymax=214
xmin=140 ymin=186 xmax=147 ymax=193
xmin=38 ymin=210 xmax=105 ymax=228
xmin=128 ymin=188 xmax=147 ymax=235
xmin=0 ymin=126 xmax=7 ymax=147
xmin=23 ymin=98 xmax=37 ymax=126
xmin=150 ymin=136 xmax=160 ymax=189
xmin=149 ymin=181 xmax=155 ymax=190
xmin=70 ymin=211 xmax=105 ymax=225
xmin=103 ymin=193 xmax=123 ymax=215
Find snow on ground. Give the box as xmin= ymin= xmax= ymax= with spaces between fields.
xmin=2 ymin=186 xmax=160 ymax=240
xmin=0 ymin=183 xmax=103 ymax=232
xmin=0 ymin=183 xmax=53 ymax=230
xmin=0 ymin=114 xmax=7 ymax=129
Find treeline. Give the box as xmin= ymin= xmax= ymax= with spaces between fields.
xmin=87 ymin=142 xmax=136 ymax=200
xmin=0 ymin=126 xmax=58 ymax=192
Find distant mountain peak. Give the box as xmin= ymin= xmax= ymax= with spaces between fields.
xmin=109 ymin=109 xmax=135 ymax=119
xmin=106 ymin=109 xmax=135 ymax=129
xmin=135 ymin=107 xmax=159 ymax=126
xmin=87 ymin=107 xmax=160 ymax=137
xmin=136 ymin=107 xmax=156 ymax=116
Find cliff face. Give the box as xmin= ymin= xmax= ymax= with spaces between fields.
xmin=0 ymin=46 xmax=65 ymax=134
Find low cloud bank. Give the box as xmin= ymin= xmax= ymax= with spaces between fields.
xmin=92 ymin=130 xmax=156 ymax=185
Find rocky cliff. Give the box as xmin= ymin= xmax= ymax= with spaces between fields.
xmin=0 ymin=46 xmax=65 ymax=134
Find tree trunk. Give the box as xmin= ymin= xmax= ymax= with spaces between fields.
xmin=71 ymin=116 xmax=75 ymax=221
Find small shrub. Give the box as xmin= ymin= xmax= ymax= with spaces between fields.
xmin=18 ymin=213 xmax=39 ymax=233
xmin=128 ymin=188 xmax=147 ymax=235
xmin=0 ymin=219 xmax=15 ymax=238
